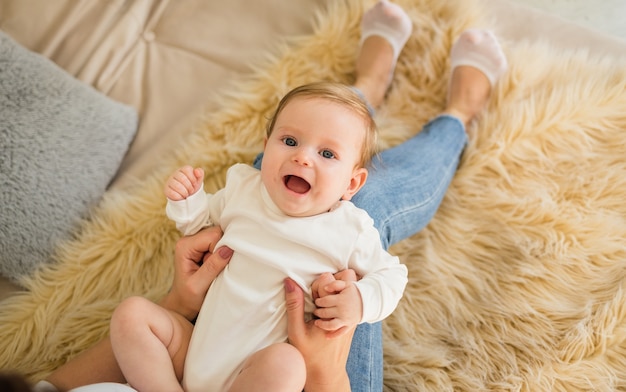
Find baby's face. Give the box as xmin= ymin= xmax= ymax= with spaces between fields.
xmin=261 ymin=97 xmax=368 ymax=217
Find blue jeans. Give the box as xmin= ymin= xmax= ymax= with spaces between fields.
xmin=254 ymin=114 xmax=467 ymax=391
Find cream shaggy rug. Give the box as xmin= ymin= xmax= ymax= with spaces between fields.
xmin=2 ymin=0 xmax=626 ymax=390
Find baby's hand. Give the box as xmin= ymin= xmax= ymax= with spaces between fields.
xmin=165 ymin=165 xmax=204 ymax=201
xmin=311 ymin=271 xmax=362 ymax=338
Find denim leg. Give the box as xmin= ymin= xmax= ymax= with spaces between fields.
xmin=252 ymin=114 xmax=467 ymax=391
xmin=351 ymin=115 xmax=467 ymax=249
xmin=346 ymin=322 xmax=383 ymax=392
xmin=252 ymin=153 xmax=263 ymax=170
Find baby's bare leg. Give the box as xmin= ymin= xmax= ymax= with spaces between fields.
xmin=229 ymin=342 xmax=306 ymax=392
xmin=110 ymin=296 xmax=193 ymax=392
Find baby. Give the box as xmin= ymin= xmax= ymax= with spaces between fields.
xmin=110 ymin=82 xmax=407 ymax=392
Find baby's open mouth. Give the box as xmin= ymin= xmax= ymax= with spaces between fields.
xmin=284 ymin=175 xmax=311 ymax=194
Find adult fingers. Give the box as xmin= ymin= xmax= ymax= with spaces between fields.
xmin=173 ymin=226 xmax=226 ymax=300
xmin=284 ymin=278 xmax=306 ymax=343
xmin=176 ymin=226 xmax=223 ymax=266
xmin=194 ymin=246 xmax=233 ymax=286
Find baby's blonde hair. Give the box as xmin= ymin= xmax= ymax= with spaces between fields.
xmin=265 ymin=82 xmax=378 ymax=168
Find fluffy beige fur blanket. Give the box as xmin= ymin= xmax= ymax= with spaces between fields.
xmin=2 ymin=0 xmax=626 ymax=390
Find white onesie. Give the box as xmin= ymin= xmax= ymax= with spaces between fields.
xmin=166 ymin=164 xmax=407 ymax=392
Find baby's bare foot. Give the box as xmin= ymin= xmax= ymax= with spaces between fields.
xmin=354 ymin=0 xmax=412 ymax=109
xmin=445 ymin=29 xmax=507 ymax=125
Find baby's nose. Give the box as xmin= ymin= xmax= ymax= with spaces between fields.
xmin=293 ymin=149 xmax=312 ymax=166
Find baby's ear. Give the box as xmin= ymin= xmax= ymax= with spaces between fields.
xmin=341 ymin=168 xmax=368 ymax=201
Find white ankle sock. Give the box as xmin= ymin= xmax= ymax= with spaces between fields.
xmin=360 ymin=0 xmax=413 ymax=62
xmin=450 ymin=29 xmax=508 ymax=86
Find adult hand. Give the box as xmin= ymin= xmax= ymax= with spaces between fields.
xmin=284 ymin=271 xmax=357 ymax=392
xmin=160 ymin=226 xmax=233 ymax=320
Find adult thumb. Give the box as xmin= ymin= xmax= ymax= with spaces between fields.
xmin=198 ymin=246 xmax=233 ymax=284
xmin=284 ymin=278 xmax=306 ymax=340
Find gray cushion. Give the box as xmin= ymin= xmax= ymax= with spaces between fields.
xmin=0 ymin=31 xmax=138 ymax=283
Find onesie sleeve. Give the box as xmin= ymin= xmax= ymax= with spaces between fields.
xmin=349 ymin=214 xmax=408 ymax=324
xmin=166 ymin=187 xmax=220 ymax=236
xmin=165 ymin=165 xmax=247 ymax=236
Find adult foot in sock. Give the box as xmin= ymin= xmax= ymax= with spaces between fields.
xmin=354 ymin=0 xmax=413 ymax=109
xmin=445 ymin=29 xmax=508 ymax=126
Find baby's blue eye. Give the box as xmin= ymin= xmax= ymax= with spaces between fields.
xmin=283 ymin=137 xmax=297 ymax=147
xmin=321 ymin=150 xmax=335 ymax=159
